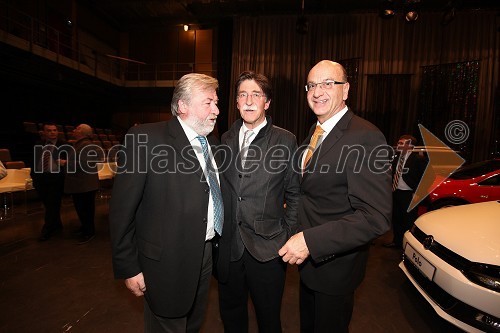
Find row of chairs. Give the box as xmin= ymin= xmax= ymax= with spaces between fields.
xmin=22 ymin=122 xmax=122 ymax=144
xmin=0 ymin=149 xmax=26 ymax=169
xmin=23 ymin=122 xmax=115 ymax=136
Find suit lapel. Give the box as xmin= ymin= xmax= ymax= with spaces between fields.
xmin=302 ymin=109 xmax=354 ymax=180
xmin=168 ymin=118 xmax=204 ymax=179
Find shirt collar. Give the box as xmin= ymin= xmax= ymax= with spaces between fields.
xmin=317 ymin=106 xmax=348 ymax=134
xmin=240 ymin=117 xmax=268 ymax=137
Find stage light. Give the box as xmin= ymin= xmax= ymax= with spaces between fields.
xmin=405 ymin=10 xmax=418 ymax=21
xmin=379 ymin=0 xmax=395 ymax=19
xmin=404 ymin=0 xmax=420 ymax=22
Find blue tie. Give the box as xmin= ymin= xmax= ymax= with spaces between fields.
xmin=197 ymin=136 xmax=223 ymax=235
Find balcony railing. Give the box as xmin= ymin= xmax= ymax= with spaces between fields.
xmin=0 ymin=3 xmax=216 ymax=87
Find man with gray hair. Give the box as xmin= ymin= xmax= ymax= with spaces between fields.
xmin=110 ymin=73 xmax=223 ymax=332
xmin=64 ymin=123 xmax=100 ymax=244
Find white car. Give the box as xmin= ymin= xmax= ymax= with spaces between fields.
xmin=399 ymin=201 xmax=500 ymax=332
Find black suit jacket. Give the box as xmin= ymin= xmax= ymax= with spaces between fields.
xmin=393 ymin=151 xmax=428 ymax=191
xmin=298 ymin=109 xmax=392 ymax=295
xmin=31 ymin=139 xmax=69 ymax=186
xmin=216 ymin=117 xmax=300 ymax=282
xmin=110 ymin=118 xmax=222 ymax=317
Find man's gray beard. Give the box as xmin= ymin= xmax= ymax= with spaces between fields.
xmin=185 ymin=117 xmax=215 ymax=136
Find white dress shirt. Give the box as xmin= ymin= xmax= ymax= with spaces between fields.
xmin=178 ymin=118 xmax=220 ymax=241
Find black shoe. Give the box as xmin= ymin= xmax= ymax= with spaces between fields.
xmin=77 ymin=234 xmax=95 ymax=245
xmin=383 ymin=242 xmax=398 ymax=248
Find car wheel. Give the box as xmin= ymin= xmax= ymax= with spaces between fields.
xmin=430 ymin=199 xmax=469 ymax=211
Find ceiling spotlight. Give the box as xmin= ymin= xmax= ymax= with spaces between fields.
xmin=183 ymin=24 xmax=189 ymax=31
xmin=404 ymin=0 xmax=420 ymax=22
xmin=379 ymin=0 xmax=395 ymax=19
xmin=405 ymin=10 xmax=418 ymax=22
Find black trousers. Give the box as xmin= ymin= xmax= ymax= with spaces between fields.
xmin=34 ymin=173 xmax=64 ymax=235
xmin=392 ymin=190 xmax=418 ymax=248
xmin=218 ymin=249 xmax=286 ymax=333
xmin=71 ymin=190 xmax=96 ymax=236
xmin=144 ymin=241 xmax=213 ymax=333
xmin=300 ymin=281 xmax=354 ymax=333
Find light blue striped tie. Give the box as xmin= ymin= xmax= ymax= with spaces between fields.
xmin=197 ymin=136 xmax=223 ymax=235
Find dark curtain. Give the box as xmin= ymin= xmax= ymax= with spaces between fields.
xmin=339 ymin=58 xmax=360 ymax=112
xmin=230 ymin=10 xmax=499 ymax=161
xmin=364 ymin=75 xmax=412 ymax=145
xmin=418 ymin=61 xmax=479 ymax=161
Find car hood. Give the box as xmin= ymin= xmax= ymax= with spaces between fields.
xmin=415 ymin=201 xmax=500 ymax=265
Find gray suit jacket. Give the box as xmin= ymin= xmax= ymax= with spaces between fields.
xmin=216 ymin=116 xmax=300 ymax=283
xmin=299 ymin=109 xmax=392 ymax=295
xmin=64 ymin=137 xmax=99 ymax=194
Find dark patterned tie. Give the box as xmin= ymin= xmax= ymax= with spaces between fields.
xmin=197 ymin=136 xmax=223 ymax=235
xmin=392 ymin=153 xmax=406 ymax=192
xmin=42 ymin=144 xmax=54 ymax=172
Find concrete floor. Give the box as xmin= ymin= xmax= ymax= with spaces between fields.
xmin=0 ymin=193 xmax=462 ymax=333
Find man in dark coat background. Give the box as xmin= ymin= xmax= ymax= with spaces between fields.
xmin=384 ymin=134 xmax=428 ymax=249
xmin=31 ymin=122 xmax=68 ymax=241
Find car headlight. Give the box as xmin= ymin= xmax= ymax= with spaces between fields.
xmin=463 ymin=264 xmax=500 ymax=293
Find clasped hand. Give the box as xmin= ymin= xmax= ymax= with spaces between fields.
xmin=278 ymin=232 xmax=310 ymax=265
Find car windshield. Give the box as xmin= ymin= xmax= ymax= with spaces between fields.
xmin=450 ymin=159 xmax=500 ymax=179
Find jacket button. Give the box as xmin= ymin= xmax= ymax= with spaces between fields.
xmin=238 ymin=221 xmax=242 ymax=225
xmin=238 ymin=174 xmax=242 ymax=178
xmin=238 ymin=197 xmax=242 ymax=201
xmin=205 ymin=187 xmax=210 ymax=193
xmin=203 ymin=217 xmax=207 ymax=223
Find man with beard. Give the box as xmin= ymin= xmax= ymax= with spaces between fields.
xmin=110 ymin=73 xmax=223 ymax=333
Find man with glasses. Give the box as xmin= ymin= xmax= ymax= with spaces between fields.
xmin=216 ymin=71 xmax=300 ymax=333
xmin=279 ymin=60 xmax=392 ymax=333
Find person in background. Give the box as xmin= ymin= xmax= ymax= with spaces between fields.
xmin=216 ymin=71 xmax=300 ymax=333
xmin=110 ymin=73 xmax=223 ymax=333
xmin=279 ymin=60 xmax=392 ymax=333
xmin=64 ymin=124 xmax=100 ymax=244
xmin=31 ymin=122 xmax=68 ymax=241
xmin=384 ymin=134 xmax=427 ymax=249
xmin=0 ymin=160 xmax=7 ymax=180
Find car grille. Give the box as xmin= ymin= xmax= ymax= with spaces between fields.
xmin=410 ymin=225 xmax=471 ymax=271
xmin=404 ymin=226 xmax=500 ymax=332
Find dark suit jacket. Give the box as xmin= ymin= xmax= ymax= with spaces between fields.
xmin=216 ymin=116 xmax=300 ymax=283
xmin=109 ymin=118 xmax=221 ymax=317
xmin=298 ymin=109 xmax=392 ymax=295
xmin=393 ymin=151 xmax=428 ymax=191
xmin=31 ymin=138 xmax=69 ymax=186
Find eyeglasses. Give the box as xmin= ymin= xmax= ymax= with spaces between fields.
xmin=305 ymin=80 xmax=347 ymax=92
xmin=237 ymin=92 xmax=266 ymax=100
